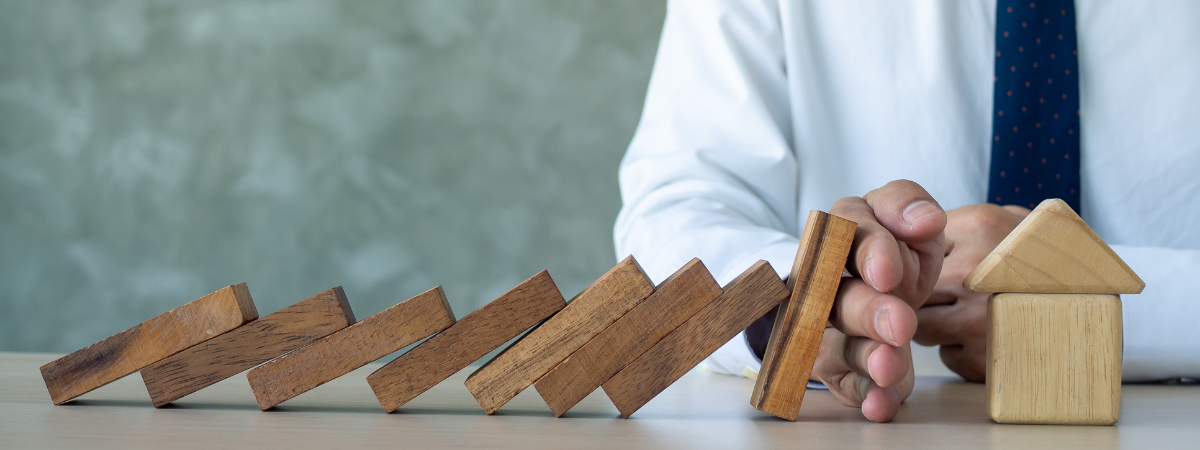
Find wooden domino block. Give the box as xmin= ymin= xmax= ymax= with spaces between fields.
xmin=535 ymin=258 xmax=722 ymax=417
xmin=367 ymin=271 xmax=565 ymax=413
xmin=751 ymin=211 xmax=856 ymax=421
xmin=246 ymin=286 xmax=454 ymax=410
xmin=964 ymin=198 xmax=1144 ymax=294
xmin=40 ymin=283 xmax=258 ymax=405
xmin=465 ymin=255 xmax=654 ymax=414
xmin=140 ymin=287 xmax=356 ymax=407
xmin=987 ymin=293 xmax=1122 ymax=425
xmin=602 ymin=260 xmax=789 ymax=418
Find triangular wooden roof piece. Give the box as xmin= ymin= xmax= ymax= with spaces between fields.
xmin=963 ymin=199 xmax=1144 ymax=294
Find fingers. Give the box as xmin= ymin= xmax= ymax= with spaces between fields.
xmin=862 ymin=180 xmax=947 ymax=304
xmin=862 ymin=348 xmax=914 ymax=422
xmin=830 ymin=180 xmax=946 ymax=300
xmin=862 ymin=180 xmax=947 ymax=243
xmin=814 ymin=329 xmax=915 ymax=423
xmin=829 ymin=279 xmax=917 ymax=347
xmin=1001 ymin=204 xmax=1033 ymax=217
xmin=940 ymin=344 xmax=986 ymax=382
xmin=831 ymin=372 xmax=904 ymax=423
xmin=831 ymin=196 xmax=906 ymax=293
xmin=861 ymin=379 xmax=905 ymax=423
xmin=815 ymin=329 xmax=910 ymax=389
xmin=913 ymin=294 xmax=986 ymax=346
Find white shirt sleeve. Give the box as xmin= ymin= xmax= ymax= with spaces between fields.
xmin=1114 ymin=245 xmax=1200 ymax=381
xmin=613 ymin=0 xmax=800 ymax=376
xmin=617 ymin=0 xmax=1200 ymax=383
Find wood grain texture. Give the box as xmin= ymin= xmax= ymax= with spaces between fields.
xmin=535 ymin=258 xmax=721 ymax=417
xmin=368 ymin=271 xmax=565 ymax=412
xmin=964 ymin=198 xmax=1144 ymax=294
xmin=140 ymin=287 xmax=356 ymax=407
xmin=465 ymin=255 xmax=654 ymax=414
xmin=751 ymin=211 xmax=856 ymax=421
xmin=40 ymin=283 xmax=258 ymax=405
xmin=602 ymin=260 xmax=790 ymax=418
xmin=987 ymin=293 xmax=1122 ymax=425
xmin=246 ymin=286 xmax=454 ymax=410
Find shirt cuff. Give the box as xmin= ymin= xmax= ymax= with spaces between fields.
xmin=1112 ymin=244 xmax=1200 ymax=381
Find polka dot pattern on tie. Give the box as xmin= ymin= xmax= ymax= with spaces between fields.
xmin=988 ymin=0 xmax=1082 ymax=213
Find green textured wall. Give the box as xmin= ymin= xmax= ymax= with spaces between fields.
xmin=0 ymin=0 xmax=666 ymax=352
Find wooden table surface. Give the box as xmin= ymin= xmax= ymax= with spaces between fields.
xmin=1 ymin=351 xmax=1196 ymax=449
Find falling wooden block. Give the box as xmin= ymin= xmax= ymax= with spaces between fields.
xmin=465 ymin=255 xmax=654 ymax=414
xmin=964 ymin=198 xmax=1144 ymax=294
xmin=140 ymin=287 xmax=356 ymax=407
xmin=246 ymin=286 xmax=454 ymax=410
xmin=987 ymin=293 xmax=1122 ymax=425
xmin=367 ymin=271 xmax=565 ymax=413
xmin=751 ymin=211 xmax=856 ymax=421
xmin=40 ymin=283 xmax=258 ymax=405
xmin=535 ymin=258 xmax=722 ymax=417
xmin=602 ymin=260 xmax=789 ymax=418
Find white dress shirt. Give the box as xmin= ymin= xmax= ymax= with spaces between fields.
xmin=615 ymin=0 xmax=1200 ymax=382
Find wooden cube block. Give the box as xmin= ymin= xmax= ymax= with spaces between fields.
xmin=41 ymin=283 xmax=258 ymax=405
xmin=367 ymin=270 xmax=565 ymax=413
xmin=535 ymin=258 xmax=722 ymax=417
xmin=602 ymin=260 xmax=789 ymax=418
xmin=751 ymin=211 xmax=856 ymax=421
xmin=465 ymin=256 xmax=654 ymax=414
xmin=141 ymin=287 xmax=356 ymax=407
xmin=987 ymin=293 xmax=1122 ymax=425
xmin=247 ymin=286 xmax=455 ymax=410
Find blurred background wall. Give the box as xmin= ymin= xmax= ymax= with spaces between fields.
xmin=0 ymin=0 xmax=668 ymax=353
xmin=0 ymin=0 xmax=955 ymax=377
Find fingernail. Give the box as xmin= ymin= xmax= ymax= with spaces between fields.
xmin=875 ymin=306 xmax=899 ymax=346
xmin=864 ymin=255 xmax=879 ymax=290
xmin=902 ymin=200 xmax=939 ymax=229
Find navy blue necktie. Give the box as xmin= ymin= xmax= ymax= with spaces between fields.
xmin=989 ymin=0 xmax=1081 ymax=213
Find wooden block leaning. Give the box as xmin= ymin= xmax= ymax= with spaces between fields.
xmin=603 ymin=260 xmax=790 ymax=418
xmin=987 ymin=293 xmax=1122 ymax=425
xmin=465 ymin=255 xmax=654 ymax=414
xmin=368 ymin=270 xmax=565 ymax=413
xmin=40 ymin=283 xmax=258 ymax=405
xmin=751 ymin=211 xmax=856 ymax=421
xmin=247 ymin=286 xmax=455 ymax=410
xmin=140 ymin=287 xmax=356 ymax=407
xmin=535 ymin=258 xmax=722 ymax=417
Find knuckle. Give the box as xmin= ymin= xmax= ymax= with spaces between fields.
xmin=943 ymin=263 xmax=975 ymax=283
xmin=884 ymin=179 xmax=922 ymax=194
xmin=955 ymin=203 xmax=1009 ymax=231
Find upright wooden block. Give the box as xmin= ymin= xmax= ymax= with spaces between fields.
xmin=751 ymin=211 xmax=856 ymax=421
xmin=246 ymin=286 xmax=455 ymax=410
xmin=367 ymin=271 xmax=565 ymax=413
xmin=964 ymin=198 xmax=1144 ymax=294
xmin=603 ymin=260 xmax=790 ymax=418
xmin=987 ymin=293 xmax=1122 ymax=425
xmin=40 ymin=283 xmax=258 ymax=405
xmin=535 ymin=258 xmax=722 ymax=417
xmin=140 ymin=287 xmax=356 ymax=407
xmin=465 ymin=255 xmax=654 ymax=414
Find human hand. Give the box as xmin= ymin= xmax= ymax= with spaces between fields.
xmin=914 ymin=203 xmax=1030 ymax=382
xmin=811 ymin=180 xmax=946 ymax=422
